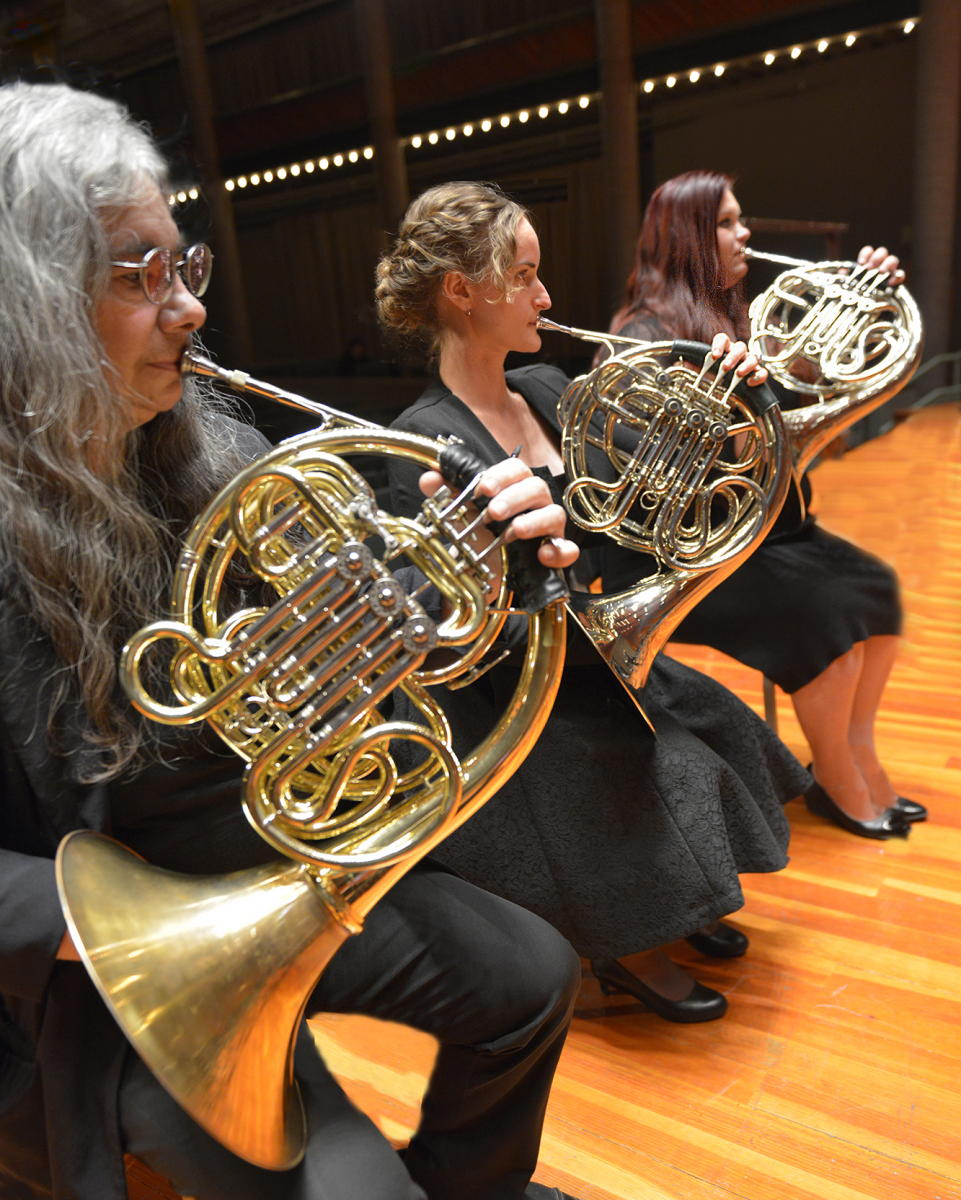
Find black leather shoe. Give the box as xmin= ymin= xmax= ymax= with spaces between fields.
xmin=804 ymin=779 xmax=910 ymax=840
xmin=525 ymin=1185 xmax=580 ymax=1200
xmin=591 ymin=959 xmax=728 ymax=1022
xmin=896 ymin=795 xmax=928 ymax=822
xmin=685 ymin=922 xmax=749 ymax=958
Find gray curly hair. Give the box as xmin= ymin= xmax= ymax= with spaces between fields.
xmin=0 ymin=82 xmax=248 ymax=781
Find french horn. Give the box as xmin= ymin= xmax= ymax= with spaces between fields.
xmin=56 ymin=353 xmax=568 ymax=1170
xmin=537 ymin=317 xmax=792 ymax=694
xmin=745 ymin=247 xmax=923 ymax=474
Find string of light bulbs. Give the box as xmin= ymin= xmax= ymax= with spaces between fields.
xmin=169 ymin=16 xmax=919 ymax=206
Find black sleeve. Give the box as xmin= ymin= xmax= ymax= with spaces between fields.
xmin=0 ymin=842 xmax=64 ymax=1002
xmin=0 ymin=644 xmax=69 ymax=1003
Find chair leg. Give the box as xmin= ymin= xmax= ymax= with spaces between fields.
xmin=762 ymin=675 xmax=778 ymax=733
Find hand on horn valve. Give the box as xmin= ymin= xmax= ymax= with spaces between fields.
xmin=710 ymin=334 xmax=769 ymax=387
xmin=856 ymin=244 xmax=904 ymax=286
xmin=419 ymin=457 xmax=579 ymax=571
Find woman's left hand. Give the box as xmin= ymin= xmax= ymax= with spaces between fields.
xmin=710 ymin=334 xmax=769 ymax=387
xmin=856 ymin=245 xmax=905 ymax=285
xmin=419 ymin=457 xmax=579 ymax=569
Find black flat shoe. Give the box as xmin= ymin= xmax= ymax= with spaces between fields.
xmin=525 ymin=1185 xmax=581 ymax=1200
xmin=896 ymin=795 xmax=928 ymax=822
xmin=804 ymin=780 xmax=910 ymax=840
xmin=685 ymin=922 xmax=749 ymax=958
xmin=590 ymin=959 xmax=728 ymax=1023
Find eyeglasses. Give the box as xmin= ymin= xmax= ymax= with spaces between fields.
xmin=109 ymin=243 xmax=213 ymax=305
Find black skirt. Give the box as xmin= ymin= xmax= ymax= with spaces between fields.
xmin=670 ymin=521 xmax=902 ymax=693
xmin=391 ymin=645 xmax=809 ymax=961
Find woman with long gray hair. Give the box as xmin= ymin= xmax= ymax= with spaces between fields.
xmin=0 ymin=82 xmax=582 ymax=1200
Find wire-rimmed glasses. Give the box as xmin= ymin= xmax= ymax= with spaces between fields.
xmin=109 ymin=243 xmax=213 ymax=305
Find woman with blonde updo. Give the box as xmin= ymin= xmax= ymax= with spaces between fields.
xmin=379 ymin=181 xmax=812 ymax=1024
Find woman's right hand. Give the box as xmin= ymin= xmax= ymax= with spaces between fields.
xmin=856 ymin=245 xmax=904 ymax=285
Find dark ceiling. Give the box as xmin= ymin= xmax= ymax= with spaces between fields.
xmin=3 ymin=0 xmax=918 ymax=179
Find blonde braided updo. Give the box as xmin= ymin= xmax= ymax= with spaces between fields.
xmin=375 ymin=181 xmax=530 ymax=354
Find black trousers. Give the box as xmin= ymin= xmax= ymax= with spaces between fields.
xmin=120 ymin=863 xmax=580 ymax=1200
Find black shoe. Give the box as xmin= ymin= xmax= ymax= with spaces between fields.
xmin=525 ymin=1185 xmax=580 ymax=1200
xmin=804 ymin=779 xmax=910 ymax=840
xmin=896 ymin=795 xmax=928 ymax=822
xmin=685 ymin=922 xmax=749 ymax=958
xmin=591 ymin=959 xmax=728 ymax=1023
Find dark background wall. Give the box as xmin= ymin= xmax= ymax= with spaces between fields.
xmin=1 ymin=0 xmax=946 ymax=411
xmin=228 ymin=29 xmax=921 ymax=382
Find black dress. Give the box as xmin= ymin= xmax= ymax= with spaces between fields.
xmin=387 ymin=364 xmax=810 ymax=960
xmin=606 ymin=315 xmax=902 ymax=693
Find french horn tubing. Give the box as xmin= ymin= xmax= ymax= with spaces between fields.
xmin=56 ymin=352 xmax=568 ymax=1170
xmin=745 ymin=247 xmax=923 ymax=474
xmin=537 ymin=316 xmax=792 ymax=695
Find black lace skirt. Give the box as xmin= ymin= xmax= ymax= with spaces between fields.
xmin=393 ymin=649 xmax=809 ymax=960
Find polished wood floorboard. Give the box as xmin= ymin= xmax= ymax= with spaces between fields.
xmin=309 ymin=403 xmax=961 ymax=1200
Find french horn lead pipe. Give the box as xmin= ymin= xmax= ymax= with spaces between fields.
xmin=743 ymin=247 xmax=824 ymax=269
xmin=743 ymin=247 xmax=900 ymax=274
xmin=536 ymin=314 xmax=647 ymax=358
xmin=744 ymin=247 xmax=904 ymax=278
xmin=182 ymin=350 xmax=381 ymax=429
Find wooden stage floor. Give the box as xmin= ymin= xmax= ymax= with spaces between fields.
xmin=309 ymin=401 xmax=961 ymax=1200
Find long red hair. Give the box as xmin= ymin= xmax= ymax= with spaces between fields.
xmin=610 ymin=170 xmax=749 ymax=342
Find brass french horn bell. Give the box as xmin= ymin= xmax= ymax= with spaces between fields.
xmin=745 ymin=247 xmax=923 ymax=473
xmin=57 ymin=354 xmax=568 ymax=1170
xmin=537 ymin=317 xmax=792 ymax=694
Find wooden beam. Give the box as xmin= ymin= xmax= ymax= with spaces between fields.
xmin=167 ymin=0 xmax=253 ymax=364
xmin=353 ymin=0 xmax=409 ymax=242
xmin=911 ymin=0 xmax=961 ymax=360
xmin=595 ymin=0 xmax=640 ymax=315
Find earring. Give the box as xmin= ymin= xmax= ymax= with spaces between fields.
xmin=466 ymin=308 xmax=472 ymax=317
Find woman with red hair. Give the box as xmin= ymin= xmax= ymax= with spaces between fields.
xmin=604 ymin=170 xmax=919 ymax=840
